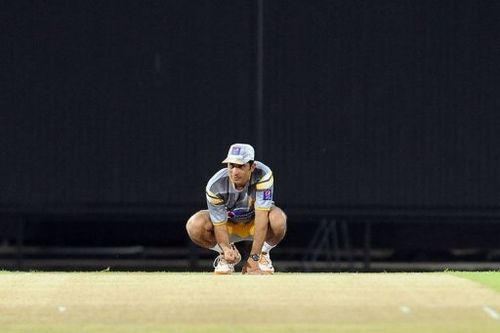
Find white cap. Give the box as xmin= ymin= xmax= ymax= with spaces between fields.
xmin=222 ymin=143 xmax=255 ymax=165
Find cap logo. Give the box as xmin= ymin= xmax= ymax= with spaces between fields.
xmin=222 ymin=143 xmax=254 ymax=164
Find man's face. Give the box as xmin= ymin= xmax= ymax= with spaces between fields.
xmin=227 ymin=162 xmax=255 ymax=189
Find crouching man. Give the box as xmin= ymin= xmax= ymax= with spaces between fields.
xmin=186 ymin=143 xmax=287 ymax=274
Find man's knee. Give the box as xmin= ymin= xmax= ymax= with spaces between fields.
xmin=186 ymin=211 xmax=210 ymax=239
xmin=269 ymin=207 xmax=287 ymax=234
xmin=269 ymin=207 xmax=287 ymax=225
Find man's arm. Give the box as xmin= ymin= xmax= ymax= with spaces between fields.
xmin=242 ymin=209 xmax=269 ymax=274
xmin=213 ymin=223 xmax=239 ymax=263
xmin=250 ymin=209 xmax=269 ymax=256
xmin=213 ymin=224 xmax=231 ymax=253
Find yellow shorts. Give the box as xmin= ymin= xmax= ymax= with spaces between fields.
xmin=226 ymin=221 xmax=255 ymax=242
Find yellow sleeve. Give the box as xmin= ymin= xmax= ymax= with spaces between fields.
xmin=256 ymin=172 xmax=273 ymax=190
xmin=206 ymin=189 xmax=224 ymax=205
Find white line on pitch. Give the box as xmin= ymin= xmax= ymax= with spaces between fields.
xmin=400 ymin=305 xmax=411 ymax=314
xmin=483 ymin=305 xmax=500 ymax=320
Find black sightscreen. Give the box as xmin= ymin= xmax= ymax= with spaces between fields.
xmin=1 ymin=0 xmax=499 ymax=212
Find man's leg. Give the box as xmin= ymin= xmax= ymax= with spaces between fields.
xmin=185 ymin=210 xmax=216 ymax=249
xmin=266 ymin=206 xmax=287 ymax=245
xmin=255 ymin=206 xmax=287 ymax=274
xmin=185 ymin=211 xmax=241 ymax=274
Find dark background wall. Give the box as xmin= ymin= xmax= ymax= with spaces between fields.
xmin=1 ymin=1 xmax=500 ymax=262
xmin=265 ymin=0 xmax=500 ymax=209
xmin=2 ymin=1 xmax=257 ymax=208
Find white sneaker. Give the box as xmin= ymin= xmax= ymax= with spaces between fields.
xmin=258 ymin=252 xmax=275 ymax=274
xmin=213 ymin=255 xmax=235 ymax=274
xmin=213 ymin=243 xmax=241 ymax=275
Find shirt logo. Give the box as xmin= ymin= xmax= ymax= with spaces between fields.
xmin=263 ymin=189 xmax=272 ymax=200
xmin=227 ymin=208 xmax=254 ymax=221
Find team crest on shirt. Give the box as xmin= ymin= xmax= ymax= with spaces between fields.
xmin=227 ymin=207 xmax=254 ymax=221
xmin=263 ymin=189 xmax=272 ymax=200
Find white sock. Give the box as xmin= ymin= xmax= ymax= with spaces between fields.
xmin=261 ymin=242 xmax=275 ymax=254
xmin=209 ymin=244 xmax=223 ymax=254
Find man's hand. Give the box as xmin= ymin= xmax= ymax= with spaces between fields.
xmin=241 ymin=257 xmax=264 ymax=275
xmin=222 ymin=244 xmax=241 ymax=264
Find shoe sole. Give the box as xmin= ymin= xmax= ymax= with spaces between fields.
xmin=259 ymin=266 xmax=275 ymax=274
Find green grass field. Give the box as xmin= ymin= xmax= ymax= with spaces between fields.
xmin=1 ymin=271 xmax=499 ymax=332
